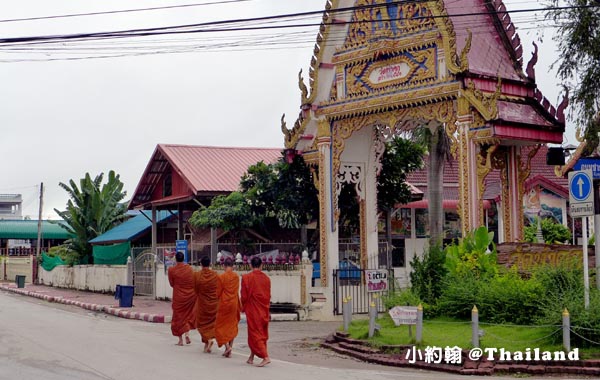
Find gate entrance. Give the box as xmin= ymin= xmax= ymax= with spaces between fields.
xmin=132 ymin=248 xmax=155 ymax=296
xmin=332 ymin=268 xmax=393 ymax=315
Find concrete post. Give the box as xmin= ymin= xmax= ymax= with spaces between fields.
xmin=126 ymin=256 xmax=133 ymax=286
xmin=416 ymin=304 xmax=423 ymax=344
xmin=342 ymin=297 xmax=349 ymax=332
xmin=347 ymin=296 xmax=353 ymax=326
xmin=368 ymin=301 xmax=378 ymax=338
xmin=563 ymin=308 xmax=571 ymax=352
xmin=471 ymin=305 xmax=479 ymax=348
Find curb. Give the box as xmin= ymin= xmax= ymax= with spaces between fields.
xmin=0 ymin=285 xmax=170 ymax=324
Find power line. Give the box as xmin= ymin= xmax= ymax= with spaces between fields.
xmin=0 ymin=1 xmax=595 ymax=46
xmin=0 ymin=0 xmax=255 ymax=23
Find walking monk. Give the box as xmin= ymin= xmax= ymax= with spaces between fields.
xmin=215 ymin=257 xmax=241 ymax=358
xmin=168 ymin=252 xmax=196 ymax=346
xmin=194 ymin=256 xmax=219 ymax=353
xmin=241 ymin=256 xmax=271 ymax=367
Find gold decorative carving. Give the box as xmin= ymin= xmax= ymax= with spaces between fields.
xmin=461 ymin=78 xmax=501 ymax=121
xmin=318 ymin=147 xmax=328 ymax=287
xmin=456 ymin=121 xmax=470 ymax=234
xmin=498 ymin=152 xmax=511 ymax=242
xmin=317 ymin=118 xmax=331 ymax=138
xmin=458 ymin=29 xmax=472 ymax=72
xmin=344 ymin=48 xmax=438 ymax=97
xmin=476 ymin=144 xmax=499 ymax=226
xmin=282 ymin=112 xmax=309 ymax=149
xmin=341 ymin=0 xmax=436 ymax=51
xmin=299 ymin=69 xmax=309 ymax=107
xmin=319 ymin=81 xmax=460 ymax=120
xmin=517 ymin=145 xmax=542 ymax=235
xmin=306 ymin=0 xmax=337 ymax=104
xmin=330 ymin=102 xmax=455 ymax=222
xmin=429 ymin=0 xmax=463 ymax=74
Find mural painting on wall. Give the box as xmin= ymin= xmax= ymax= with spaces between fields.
xmin=390 ymin=209 xmax=411 ymax=237
xmin=523 ymin=185 xmax=564 ymax=224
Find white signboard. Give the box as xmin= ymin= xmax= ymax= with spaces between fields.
xmin=569 ymin=169 xmax=594 ymax=217
xmin=368 ymin=62 xmax=411 ymax=84
xmin=389 ymin=306 xmax=418 ymax=326
xmin=365 ymin=269 xmax=388 ymax=292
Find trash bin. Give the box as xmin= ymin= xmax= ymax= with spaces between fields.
xmin=114 ymin=284 xmax=134 ymax=307
xmin=15 ymin=275 xmax=26 ymax=288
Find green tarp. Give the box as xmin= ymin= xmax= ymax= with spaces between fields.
xmin=93 ymin=242 xmax=131 ymax=265
xmin=41 ymin=251 xmax=65 ymax=271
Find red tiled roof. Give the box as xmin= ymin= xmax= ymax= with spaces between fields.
xmin=406 ymin=145 xmax=567 ymax=200
xmin=497 ymin=101 xmax=554 ymax=128
xmin=446 ymin=0 xmax=523 ymax=81
xmin=159 ymin=144 xmax=282 ymax=192
xmin=130 ymin=145 xmax=282 ymax=208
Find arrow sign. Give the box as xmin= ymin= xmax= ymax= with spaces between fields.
xmin=569 ymin=170 xmax=594 ymax=217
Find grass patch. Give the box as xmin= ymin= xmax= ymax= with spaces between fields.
xmin=346 ymin=315 xmax=600 ymax=358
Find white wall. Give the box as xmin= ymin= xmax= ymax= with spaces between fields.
xmin=5 ymin=256 xmax=33 ymax=283
xmin=38 ymin=265 xmax=127 ymax=292
xmin=155 ymin=264 xmax=313 ymax=308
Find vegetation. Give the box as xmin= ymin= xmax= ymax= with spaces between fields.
xmin=524 ymin=218 xmax=572 ymax=244
xmin=45 ymin=245 xmax=79 ymax=266
xmin=53 ymin=171 xmax=128 ymax=264
xmin=188 ymin=191 xmax=256 ymax=231
xmin=379 ymin=226 xmax=600 ymax=348
xmin=546 ymin=0 xmax=600 ymax=152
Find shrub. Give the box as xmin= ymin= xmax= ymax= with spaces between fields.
xmin=410 ymin=244 xmax=447 ymax=307
xmin=445 ymin=226 xmax=497 ymax=280
xmin=524 ymin=218 xmax=571 ymax=244
xmin=47 ymin=245 xmax=80 ymax=266
xmin=436 ymin=272 xmax=482 ymax=320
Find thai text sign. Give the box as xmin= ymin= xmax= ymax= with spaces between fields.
xmin=389 ymin=306 xmax=418 ymax=326
xmin=369 ymin=62 xmax=411 ymax=84
xmin=366 ymin=269 xmax=388 ymax=292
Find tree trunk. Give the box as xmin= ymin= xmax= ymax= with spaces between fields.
xmin=428 ymin=129 xmax=445 ymax=246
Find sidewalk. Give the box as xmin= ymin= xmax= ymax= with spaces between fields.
xmin=0 ymin=282 xmax=298 ymax=324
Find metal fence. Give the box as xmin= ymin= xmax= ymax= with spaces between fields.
xmin=333 ymin=268 xmax=394 ymax=315
xmin=131 ymin=247 xmax=155 ymax=296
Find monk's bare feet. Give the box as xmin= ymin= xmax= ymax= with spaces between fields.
xmin=246 ymin=354 xmax=254 ymax=365
xmin=176 ymin=338 xmax=184 ymax=346
xmin=207 ymin=340 xmax=213 ymax=353
xmin=257 ymin=358 xmax=271 ymax=367
xmin=185 ymin=335 xmax=191 ymax=345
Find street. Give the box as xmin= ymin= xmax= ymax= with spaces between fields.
xmin=0 ymin=291 xmax=556 ymax=380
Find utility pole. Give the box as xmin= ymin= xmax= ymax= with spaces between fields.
xmin=36 ymin=182 xmax=44 ymax=257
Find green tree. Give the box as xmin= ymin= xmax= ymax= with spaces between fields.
xmin=411 ymin=126 xmax=452 ymax=245
xmin=188 ymin=191 xmax=256 ymax=231
xmin=240 ymin=153 xmax=319 ymax=229
xmin=53 ymin=171 xmax=128 ymax=263
xmin=546 ymin=1 xmax=600 ymax=153
xmin=377 ymin=137 xmax=425 ymax=245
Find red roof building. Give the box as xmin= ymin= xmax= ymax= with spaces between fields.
xmin=129 ymin=144 xmax=282 ymax=209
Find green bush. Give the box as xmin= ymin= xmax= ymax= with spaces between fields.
xmin=47 ymin=245 xmax=80 ymax=266
xmin=410 ymin=244 xmax=447 ymax=307
xmin=524 ymin=218 xmax=571 ymax=244
xmin=436 ymin=272 xmax=481 ymax=320
xmin=445 ymin=226 xmax=497 ymax=279
xmin=478 ymin=268 xmax=544 ymax=324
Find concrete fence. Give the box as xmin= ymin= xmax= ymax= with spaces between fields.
xmin=38 ymin=265 xmax=127 ymax=292
xmin=3 ymin=256 xmax=33 ymax=284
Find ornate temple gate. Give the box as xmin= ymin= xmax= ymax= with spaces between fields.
xmin=282 ymin=0 xmax=566 ymax=317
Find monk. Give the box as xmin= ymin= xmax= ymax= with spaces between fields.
xmin=168 ymin=252 xmax=196 ymax=346
xmin=194 ymin=255 xmax=219 ymax=353
xmin=215 ymin=257 xmax=241 ymax=358
xmin=241 ymin=256 xmax=271 ymax=367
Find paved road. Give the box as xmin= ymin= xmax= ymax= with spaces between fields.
xmin=0 ymin=291 xmax=558 ymax=380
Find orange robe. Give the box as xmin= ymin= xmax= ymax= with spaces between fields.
xmin=241 ymin=270 xmax=271 ymax=359
xmin=214 ymin=270 xmax=241 ymax=347
xmin=194 ymin=268 xmax=219 ymax=343
xmin=168 ymin=263 xmax=196 ymax=337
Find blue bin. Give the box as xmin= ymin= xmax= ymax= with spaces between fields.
xmin=15 ymin=275 xmax=26 ymax=288
xmin=115 ymin=285 xmax=134 ymax=308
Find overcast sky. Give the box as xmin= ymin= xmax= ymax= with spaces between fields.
xmin=0 ymin=0 xmax=574 ymax=219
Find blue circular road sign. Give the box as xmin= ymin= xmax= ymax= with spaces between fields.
xmin=570 ymin=171 xmax=593 ymax=202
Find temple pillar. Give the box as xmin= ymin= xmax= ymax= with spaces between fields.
xmin=456 ymin=116 xmax=482 ymax=235
xmin=506 ymin=146 xmax=524 ymax=241
xmin=363 ymin=127 xmax=382 ymax=269
xmin=316 ymin=121 xmax=338 ymax=318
